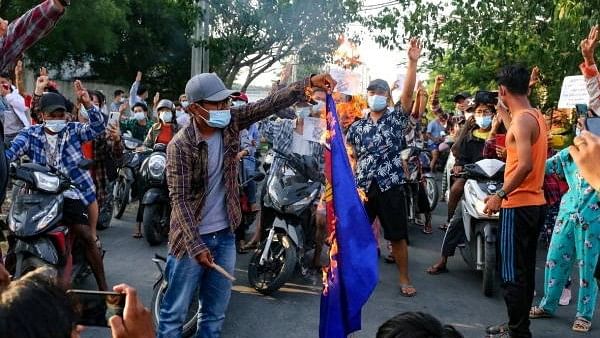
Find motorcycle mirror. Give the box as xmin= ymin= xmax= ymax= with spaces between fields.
xmin=78 ymin=159 xmax=94 ymax=170
xmin=252 ymin=172 xmax=266 ymax=182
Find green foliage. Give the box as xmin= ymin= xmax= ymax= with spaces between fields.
xmin=364 ymin=0 xmax=600 ymax=110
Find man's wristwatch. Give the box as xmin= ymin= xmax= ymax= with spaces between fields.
xmin=496 ymin=189 xmax=508 ymax=200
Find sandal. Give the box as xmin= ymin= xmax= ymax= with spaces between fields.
xmin=132 ymin=232 xmax=143 ymax=239
xmin=399 ymin=284 xmax=416 ymax=297
xmin=529 ymin=306 xmax=552 ymax=319
xmin=426 ymin=264 xmax=449 ymax=275
xmin=422 ymin=225 xmax=433 ymax=234
xmin=572 ymin=317 xmax=592 ymax=332
xmin=486 ymin=323 xmax=509 ymax=335
xmin=384 ymin=254 xmax=395 ymax=264
xmin=439 ymin=223 xmax=449 ymax=231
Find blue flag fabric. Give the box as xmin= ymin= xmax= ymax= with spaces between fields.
xmin=319 ymin=94 xmax=379 ymax=338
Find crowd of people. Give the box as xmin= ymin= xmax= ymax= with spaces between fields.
xmin=1 ymin=1 xmax=600 ymax=338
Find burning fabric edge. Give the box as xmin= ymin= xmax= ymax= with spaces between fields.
xmin=319 ymin=94 xmax=379 ymax=338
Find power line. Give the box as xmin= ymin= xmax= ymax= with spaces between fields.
xmin=362 ymin=1 xmax=400 ymax=10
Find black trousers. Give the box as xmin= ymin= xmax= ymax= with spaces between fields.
xmin=499 ymin=205 xmax=545 ymax=338
xmin=441 ymin=201 xmax=465 ymax=257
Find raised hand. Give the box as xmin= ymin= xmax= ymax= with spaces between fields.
xmin=135 ymin=71 xmax=143 ymax=83
xmin=310 ymin=74 xmax=337 ymax=94
xmin=153 ymin=92 xmax=160 ymax=107
xmin=529 ymin=66 xmax=541 ymax=87
xmin=407 ymin=38 xmax=422 ymax=62
xmin=0 ymin=19 xmax=7 ymax=38
xmin=581 ymin=25 xmax=599 ymax=64
xmin=35 ymin=67 xmax=50 ymax=95
xmin=75 ymin=80 xmax=92 ymax=108
xmin=435 ymin=75 xmax=445 ymax=85
xmin=15 ymin=60 xmax=23 ymax=76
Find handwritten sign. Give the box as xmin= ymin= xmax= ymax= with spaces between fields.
xmin=558 ymin=75 xmax=590 ymax=109
xmin=330 ymin=67 xmax=362 ymax=95
xmin=303 ymin=117 xmax=326 ymax=143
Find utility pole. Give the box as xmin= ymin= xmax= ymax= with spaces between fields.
xmin=191 ymin=0 xmax=210 ymax=76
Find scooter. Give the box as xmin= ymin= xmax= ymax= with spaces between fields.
xmin=400 ymin=144 xmax=440 ymax=225
xmin=113 ymin=136 xmax=148 ymax=219
xmin=248 ymin=149 xmax=323 ymax=295
xmin=139 ymin=143 xmax=170 ymax=246
xmin=5 ymin=160 xmax=99 ymax=291
xmin=458 ymin=158 xmax=505 ymax=297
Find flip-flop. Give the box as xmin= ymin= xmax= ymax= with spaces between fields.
xmin=384 ymin=254 xmax=395 ymax=264
xmin=572 ymin=318 xmax=592 ymax=332
xmin=426 ymin=265 xmax=449 ymax=275
xmin=399 ymin=284 xmax=416 ymax=297
xmin=439 ymin=224 xmax=448 ymax=231
xmin=422 ymin=227 xmax=433 ymax=234
xmin=132 ymin=233 xmax=143 ymax=239
xmin=529 ymin=306 xmax=552 ymax=319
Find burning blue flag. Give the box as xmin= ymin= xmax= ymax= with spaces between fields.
xmin=319 ymin=94 xmax=379 ymax=338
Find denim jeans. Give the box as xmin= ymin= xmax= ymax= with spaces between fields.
xmin=242 ymin=156 xmax=257 ymax=204
xmin=157 ymin=229 xmax=236 ymax=338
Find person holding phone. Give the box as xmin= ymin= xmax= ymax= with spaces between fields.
xmin=0 ymin=267 xmax=154 ymax=338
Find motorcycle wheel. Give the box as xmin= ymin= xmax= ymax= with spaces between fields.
xmin=152 ymin=279 xmax=200 ymax=338
xmin=425 ymin=177 xmax=439 ymax=211
xmin=482 ymin=237 xmax=496 ymax=297
xmin=143 ymin=204 xmax=164 ymax=246
xmin=114 ymin=178 xmax=130 ymax=219
xmin=97 ymin=200 xmax=114 ymax=231
xmin=248 ymin=233 xmax=297 ymax=295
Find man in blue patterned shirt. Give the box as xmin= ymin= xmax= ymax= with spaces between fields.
xmin=5 ymin=81 xmax=107 ymax=291
xmin=347 ymin=38 xmax=422 ymax=297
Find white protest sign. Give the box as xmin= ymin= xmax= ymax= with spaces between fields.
xmin=302 ymin=117 xmax=326 ymax=143
xmin=330 ymin=67 xmax=362 ymax=95
xmin=558 ymin=75 xmax=590 ymax=109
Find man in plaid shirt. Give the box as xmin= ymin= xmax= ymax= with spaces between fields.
xmin=0 ymin=0 xmax=68 ymax=72
xmin=157 ymin=72 xmax=335 ymax=338
xmin=5 ymin=81 xmax=107 ymax=291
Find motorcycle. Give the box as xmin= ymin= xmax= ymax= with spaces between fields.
xmin=236 ymin=159 xmax=265 ymax=248
xmin=400 ymin=144 xmax=440 ymax=225
xmin=248 ymin=149 xmax=324 ymax=295
xmin=5 ymin=160 xmax=99 ymax=291
xmin=458 ymin=158 xmax=505 ymax=297
xmin=113 ymin=136 xmax=147 ymax=219
xmin=140 ymin=143 xmax=170 ymax=246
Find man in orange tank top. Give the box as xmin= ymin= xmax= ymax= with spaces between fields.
xmin=484 ymin=65 xmax=547 ymax=338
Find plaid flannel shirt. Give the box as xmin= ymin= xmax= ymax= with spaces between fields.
xmin=0 ymin=1 xmax=64 ymax=72
xmin=5 ymin=106 xmax=105 ymax=205
xmin=260 ymin=118 xmax=325 ymax=174
xmin=166 ymin=80 xmax=307 ymax=258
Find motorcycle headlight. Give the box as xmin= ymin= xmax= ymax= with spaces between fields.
xmin=267 ymin=179 xmax=282 ymax=210
xmin=124 ymin=140 xmax=138 ymax=150
xmin=35 ymin=200 xmax=60 ymax=232
xmin=33 ymin=172 xmax=60 ymax=193
xmin=148 ymin=155 xmax=166 ymax=179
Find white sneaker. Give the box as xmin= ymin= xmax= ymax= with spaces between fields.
xmin=559 ymin=288 xmax=572 ymax=306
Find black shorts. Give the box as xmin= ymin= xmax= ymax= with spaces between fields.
xmin=595 ymin=255 xmax=600 ymax=281
xmin=63 ymin=198 xmax=90 ymax=226
xmin=365 ymin=183 xmax=408 ymax=241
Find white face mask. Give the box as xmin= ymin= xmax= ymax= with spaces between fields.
xmin=176 ymin=109 xmax=185 ymax=118
xmin=134 ymin=112 xmax=146 ymax=121
xmin=79 ymin=104 xmax=89 ymax=120
xmin=312 ymin=100 xmax=325 ymax=114
xmin=159 ymin=111 xmax=173 ymax=123
xmin=181 ymin=101 xmax=189 ymax=108
xmin=44 ymin=120 xmax=67 ymax=133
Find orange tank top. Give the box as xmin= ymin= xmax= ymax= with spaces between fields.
xmin=502 ymin=109 xmax=547 ymax=208
xmin=82 ymin=141 xmax=93 ymax=160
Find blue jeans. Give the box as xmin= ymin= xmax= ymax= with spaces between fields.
xmin=157 ymin=229 xmax=236 ymax=338
xmin=242 ymin=156 xmax=257 ymax=204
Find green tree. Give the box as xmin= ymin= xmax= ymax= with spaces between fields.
xmin=363 ymin=0 xmax=600 ymax=110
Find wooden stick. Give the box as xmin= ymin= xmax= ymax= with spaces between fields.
xmin=211 ymin=263 xmax=236 ymax=281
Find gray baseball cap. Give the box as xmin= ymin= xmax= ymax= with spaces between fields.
xmin=185 ymin=73 xmax=240 ymax=103
xmin=367 ymin=79 xmax=390 ymax=92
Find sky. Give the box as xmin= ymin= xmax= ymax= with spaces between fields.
xmin=239 ymin=1 xmax=423 ymax=93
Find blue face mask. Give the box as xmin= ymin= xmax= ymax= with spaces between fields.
xmin=475 ymin=116 xmax=492 ymax=129
xmin=296 ymin=107 xmax=311 ymax=119
xmin=200 ymin=109 xmax=231 ymax=128
xmin=368 ymin=95 xmax=388 ymax=112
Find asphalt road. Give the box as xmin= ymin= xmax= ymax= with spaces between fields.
xmin=82 ymin=200 xmax=599 ymax=338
